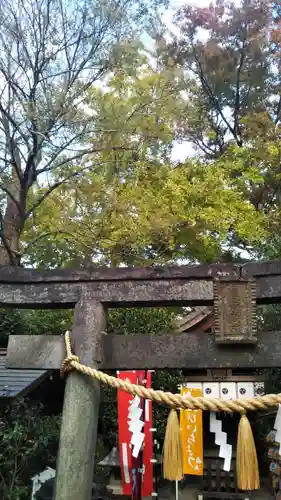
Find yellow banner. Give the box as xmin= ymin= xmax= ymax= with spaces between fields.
xmin=180 ymin=386 xmax=203 ymax=476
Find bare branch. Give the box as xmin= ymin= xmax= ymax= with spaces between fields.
xmin=24 ymin=165 xmax=91 ymax=218
xmin=23 ymin=229 xmax=94 ymax=253
xmin=190 ymin=46 xmax=239 ymax=145
xmin=0 ymin=184 xmax=19 ymax=208
xmin=233 ymin=37 xmax=246 ymax=144
xmin=25 ymin=144 xmax=133 ymax=218
xmin=275 ymin=95 xmax=281 ymax=125
xmin=37 ymin=144 xmax=132 ymax=175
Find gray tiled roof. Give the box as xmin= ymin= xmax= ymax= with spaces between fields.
xmin=0 ymin=348 xmax=48 ymax=398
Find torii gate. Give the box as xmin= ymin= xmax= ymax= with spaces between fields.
xmin=4 ymin=260 xmax=281 ymax=500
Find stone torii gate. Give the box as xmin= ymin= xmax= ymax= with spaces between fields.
xmin=4 ymin=261 xmax=281 ymax=500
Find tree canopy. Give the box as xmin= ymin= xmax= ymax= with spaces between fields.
xmin=0 ymin=0 xmax=166 ymax=265
xmin=21 ymin=59 xmax=266 ymax=267
xmin=0 ymin=0 xmax=278 ymax=267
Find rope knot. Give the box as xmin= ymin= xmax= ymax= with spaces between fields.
xmin=60 ymin=354 xmax=80 ymax=377
xmin=60 ymin=331 xmax=80 ymax=377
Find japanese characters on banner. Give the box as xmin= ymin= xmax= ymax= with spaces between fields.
xmin=180 ymin=385 xmax=203 ymax=476
xmin=117 ymin=370 xmax=154 ymax=497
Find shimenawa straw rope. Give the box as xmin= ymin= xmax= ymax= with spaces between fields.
xmin=61 ymin=331 xmax=271 ymax=490
xmin=61 ymin=332 xmax=281 ymax=413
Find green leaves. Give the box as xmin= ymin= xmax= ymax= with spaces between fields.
xmin=23 ymin=154 xmax=266 ymax=266
xmin=162 ymin=0 xmax=276 ymax=156
xmin=21 ymin=51 xmax=267 ymax=267
xmin=0 ymin=399 xmax=60 ymax=500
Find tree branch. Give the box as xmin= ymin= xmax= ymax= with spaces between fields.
xmin=275 ymin=94 xmax=281 ymax=125
xmin=25 ymin=143 xmax=133 ymax=218
xmin=0 ymin=182 xmax=23 ymax=213
xmin=24 ymin=162 xmax=102 ymax=219
xmin=23 ymin=229 xmax=95 ymax=253
xmin=233 ymin=43 xmax=246 ymax=145
xmin=190 ymin=44 xmax=240 ymax=145
xmin=37 ymin=144 xmax=132 ymax=176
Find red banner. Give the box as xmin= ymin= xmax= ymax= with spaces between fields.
xmin=117 ymin=371 xmax=153 ymax=497
xmin=142 ymin=370 xmax=153 ymax=497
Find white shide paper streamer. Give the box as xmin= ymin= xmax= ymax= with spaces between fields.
xmin=210 ymin=412 xmax=232 ymax=472
xmin=128 ymin=395 xmax=145 ymax=458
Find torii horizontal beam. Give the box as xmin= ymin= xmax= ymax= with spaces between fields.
xmin=1 ymin=260 xmax=281 ymax=282
xmin=1 ymin=260 xmax=281 ymax=307
xmin=6 ymin=330 xmax=281 ymax=370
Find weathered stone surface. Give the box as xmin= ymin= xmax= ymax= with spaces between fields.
xmin=1 ymin=259 xmax=281 ymax=284
xmin=7 ymin=330 xmax=281 ymax=370
xmin=242 ymin=260 xmax=281 ymax=277
xmin=55 ymin=298 xmax=105 ymax=500
xmin=255 ymin=275 xmax=281 ymax=302
xmin=0 ymin=279 xmax=213 ymax=307
xmin=214 ymin=280 xmax=257 ymax=343
xmin=71 ymin=295 xmax=106 ymax=365
xmin=1 ymin=262 xmax=281 ymax=306
xmin=0 ymin=263 xmax=240 ymax=282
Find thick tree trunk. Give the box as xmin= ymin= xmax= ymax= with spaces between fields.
xmin=0 ymin=170 xmax=23 ymax=266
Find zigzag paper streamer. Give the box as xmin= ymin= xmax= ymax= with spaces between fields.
xmin=128 ymin=395 xmax=145 ymax=458
xmin=274 ymin=404 xmax=281 ymax=454
xmin=210 ymin=412 xmax=232 ymax=472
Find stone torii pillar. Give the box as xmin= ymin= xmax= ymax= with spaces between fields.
xmin=55 ymin=293 xmax=106 ymax=500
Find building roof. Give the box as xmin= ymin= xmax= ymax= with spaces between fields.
xmin=98 ymin=447 xmax=163 ymax=468
xmin=174 ymin=306 xmax=213 ymax=333
xmin=0 ymin=348 xmax=49 ymax=398
xmin=99 ymin=446 xmax=120 ymax=467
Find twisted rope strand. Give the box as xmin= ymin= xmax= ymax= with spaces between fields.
xmin=61 ymin=332 xmax=281 ymax=414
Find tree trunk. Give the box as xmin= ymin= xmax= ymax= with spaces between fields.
xmin=0 ymin=170 xmax=23 ymax=266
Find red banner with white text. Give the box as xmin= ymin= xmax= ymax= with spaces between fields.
xmin=117 ymin=371 xmax=153 ymax=497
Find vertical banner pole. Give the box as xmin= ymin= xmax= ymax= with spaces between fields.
xmin=142 ymin=370 xmax=154 ymax=498
xmin=131 ymin=375 xmax=145 ymax=500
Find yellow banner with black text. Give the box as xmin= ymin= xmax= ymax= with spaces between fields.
xmin=180 ymin=386 xmax=203 ymax=476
